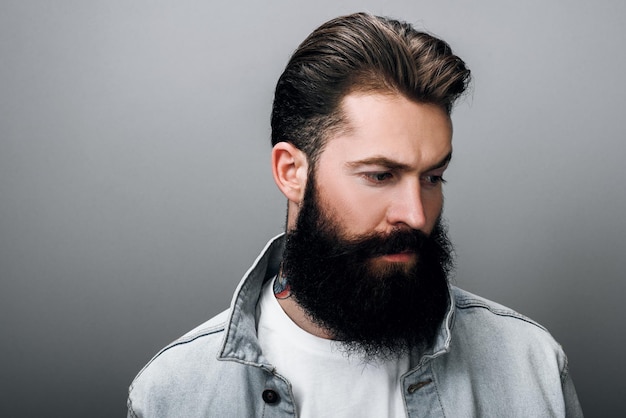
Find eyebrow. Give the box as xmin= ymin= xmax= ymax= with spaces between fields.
xmin=346 ymin=151 xmax=452 ymax=172
xmin=425 ymin=151 xmax=453 ymax=172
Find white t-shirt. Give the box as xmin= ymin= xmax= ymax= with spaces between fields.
xmin=257 ymin=277 xmax=409 ymax=417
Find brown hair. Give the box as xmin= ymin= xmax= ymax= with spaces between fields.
xmin=271 ymin=12 xmax=471 ymax=164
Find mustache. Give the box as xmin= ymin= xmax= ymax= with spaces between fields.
xmin=321 ymin=228 xmax=429 ymax=259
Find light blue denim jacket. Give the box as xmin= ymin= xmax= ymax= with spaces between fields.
xmin=128 ymin=234 xmax=583 ymax=417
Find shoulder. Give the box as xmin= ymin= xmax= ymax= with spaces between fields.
xmin=431 ymin=288 xmax=581 ymax=416
xmin=452 ymin=286 xmax=547 ymax=330
xmin=128 ymin=307 xmax=275 ymax=416
xmin=170 ymin=309 xmax=231 ymax=349
xmin=133 ymin=308 xmax=229 ymax=379
xmin=127 ymin=310 xmax=231 ymax=410
xmin=449 ymin=286 xmax=568 ymax=375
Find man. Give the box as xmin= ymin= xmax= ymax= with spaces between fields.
xmin=128 ymin=13 xmax=583 ymax=417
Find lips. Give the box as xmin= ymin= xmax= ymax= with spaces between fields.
xmin=379 ymin=251 xmax=416 ymax=262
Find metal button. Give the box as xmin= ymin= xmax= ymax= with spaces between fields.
xmin=262 ymin=389 xmax=280 ymax=404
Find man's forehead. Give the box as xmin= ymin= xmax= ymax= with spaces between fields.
xmin=317 ymin=92 xmax=453 ymax=167
xmin=338 ymin=90 xmax=450 ymax=125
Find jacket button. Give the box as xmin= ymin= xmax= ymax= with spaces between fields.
xmin=408 ymin=379 xmax=433 ymax=393
xmin=262 ymin=389 xmax=280 ymax=404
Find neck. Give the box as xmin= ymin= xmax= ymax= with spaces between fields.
xmin=276 ymin=296 xmax=335 ymax=339
xmin=273 ymin=266 xmax=334 ymax=339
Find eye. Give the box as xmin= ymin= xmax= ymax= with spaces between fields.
xmin=422 ymin=175 xmax=447 ymax=186
xmin=364 ymin=172 xmax=394 ymax=183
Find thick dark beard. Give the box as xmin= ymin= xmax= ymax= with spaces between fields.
xmin=281 ymin=175 xmax=454 ymax=361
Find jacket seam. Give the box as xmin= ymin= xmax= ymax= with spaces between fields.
xmin=127 ymin=400 xmax=138 ymax=418
xmin=432 ymin=367 xmax=447 ymax=418
xmin=559 ymin=354 xmax=570 ymax=385
xmin=455 ymin=297 xmax=548 ymax=332
xmin=130 ymin=323 xmax=227 ymax=387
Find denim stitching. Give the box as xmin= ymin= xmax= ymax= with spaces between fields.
xmin=455 ymin=296 xmax=548 ymax=332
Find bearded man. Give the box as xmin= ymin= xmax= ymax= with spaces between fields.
xmin=128 ymin=13 xmax=583 ymax=417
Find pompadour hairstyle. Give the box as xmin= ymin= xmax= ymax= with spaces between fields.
xmin=270 ymin=12 xmax=471 ymax=164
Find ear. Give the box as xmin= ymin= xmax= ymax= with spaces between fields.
xmin=271 ymin=142 xmax=308 ymax=204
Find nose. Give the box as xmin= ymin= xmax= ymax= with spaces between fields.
xmin=386 ymin=183 xmax=427 ymax=231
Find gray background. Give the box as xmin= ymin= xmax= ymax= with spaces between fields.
xmin=1 ymin=0 xmax=624 ymax=416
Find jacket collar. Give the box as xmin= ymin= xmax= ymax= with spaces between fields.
xmin=218 ymin=234 xmax=285 ymax=368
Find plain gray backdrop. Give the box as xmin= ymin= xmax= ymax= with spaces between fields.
xmin=1 ymin=1 xmax=624 ymax=416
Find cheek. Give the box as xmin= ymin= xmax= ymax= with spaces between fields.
xmin=319 ymin=181 xmax=388 ymax=232
xmin=343 ymin=198 xmax=388 ymax=229
xmin=422 ymin=191 xmax=444 ymax=231
xmin=424 ymin=191 xmax=443 ymax=212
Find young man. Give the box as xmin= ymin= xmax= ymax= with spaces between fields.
xmin=128 ymin=13 xmax=583 ymax=417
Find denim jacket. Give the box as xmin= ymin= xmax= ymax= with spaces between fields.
xmin=128 ymin=234 xmax=583 ymax=417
